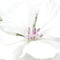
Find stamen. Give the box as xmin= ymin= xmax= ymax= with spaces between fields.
xmin=27 ymin=27 xmax=30 ymax=40
xmin=37 ymin=28 xmax=40 ymax=32
xmin=33 ymin=28 xmax=37 ymax=40
xmin=33 ymin=28 xmax=36 ymax=35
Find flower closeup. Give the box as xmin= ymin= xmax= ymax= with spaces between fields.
xmin=0 ymin=12 xmax=60 ymax=60
xmin=0 ymin=0 xmax=60 ymax=60
xmin=14 ymin=13 xmax=60 ymax=60
xmin=16 ymin=13 xmax=43 ymax=43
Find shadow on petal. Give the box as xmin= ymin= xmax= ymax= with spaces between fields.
xmin=17 ymin=53 xmax=40 ymax=60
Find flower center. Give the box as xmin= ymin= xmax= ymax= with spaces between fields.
xmin=27 ymin=27 xmax=43 ymax=42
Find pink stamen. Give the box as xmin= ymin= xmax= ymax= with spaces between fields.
xmin=33 ymin=28 xmax=36 ymax=35
xmin=33 ymin=28 xmax=37 ymax=40
xmin=27 ymin=27 xmax=30 ymax=40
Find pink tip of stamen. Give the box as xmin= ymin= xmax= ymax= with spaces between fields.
xmin=33 ymin=28 xmax=37 ymax=40
xmin=33 ymin=28 xmax=36 ymax=35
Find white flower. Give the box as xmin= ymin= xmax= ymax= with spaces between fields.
xmin=0 ymin=12 xmax=60 ymax=60
xmin=0 ymin=0 xmax=60 ymax=60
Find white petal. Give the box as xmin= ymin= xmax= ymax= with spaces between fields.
xmin=0 ymin=30 xmax=27 ymax=60
xmin=23 ymin=40 xmax=60 ymax=59
xmin=40 ymin=34 xmax=60 ymax=50
xmin=0 ymin=0 xmax=28 ymax=36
